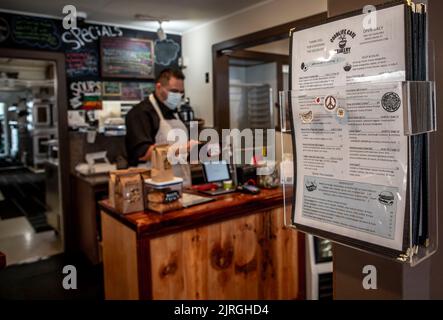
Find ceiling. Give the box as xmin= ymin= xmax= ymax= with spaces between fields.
xmin=0 ymin=0 xmax=268 ymax=34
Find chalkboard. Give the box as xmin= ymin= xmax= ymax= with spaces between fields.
xmin=69 ymin=80 xmax=102 ymax=110
xmin=155 ymin=39 xmax=180 ymax=66
xmin=101 ymin=37 xmax=155 ymax=79
xmin=11 ymin=15 xmax=61 ymax=50
xmin=66 ymin=49 xmax=99 ymax=78
xmin=0 ymin=17 xmax=10 ymax=43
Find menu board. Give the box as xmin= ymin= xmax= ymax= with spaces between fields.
xmin=101 ymin=37 xmax=155 ymax=79
xmin=69 ymin=80 xmax=102 ymax=110
xmin=66 ymin=49 xmax=99 ymax=78
xmin=11 ymin=15 xmax=61 ymax=50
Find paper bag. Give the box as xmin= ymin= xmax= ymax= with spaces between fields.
xmin=109 ymin=168 xmax=149 ymax=214
xmin=151 ymin=144 xmax=174 ymax=182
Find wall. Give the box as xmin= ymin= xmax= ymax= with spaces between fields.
xmin=182 ymin=0 xmax=328 ymax=127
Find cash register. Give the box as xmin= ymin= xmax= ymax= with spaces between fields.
xmin=199 ymin=160 xmax=236 ymax=196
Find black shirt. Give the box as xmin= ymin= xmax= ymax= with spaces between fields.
xmin=125 ymin=94 xmax=179 ymax=167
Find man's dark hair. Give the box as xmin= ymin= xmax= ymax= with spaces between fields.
xmin=156 ymin=68 xmax=185 ymax=85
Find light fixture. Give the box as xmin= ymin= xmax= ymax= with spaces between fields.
xmin=134 ymin=14 xmax=169 ymax=40
xmin=157 ymin=21 xmax=167 ymax=41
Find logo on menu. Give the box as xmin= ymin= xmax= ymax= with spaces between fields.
xmin=330 ymin=29 xmax=356 ymax=54
xmin=305 ymin=180 xmax=317 ymax=192
xmin=381 ymin=92 xmax=401 ymax=113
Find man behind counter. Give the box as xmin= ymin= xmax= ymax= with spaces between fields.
xmin=125 ymin=68 xmax=193 ymax=185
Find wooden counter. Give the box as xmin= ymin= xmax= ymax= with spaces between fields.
xmin=99 ymin=188 xmax=303 ymax=300
xmin=72 ymin=173 xmax=109 ymax=265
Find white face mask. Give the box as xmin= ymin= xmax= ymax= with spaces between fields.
xmin=164 ymin=91 xmax=183 ymax=110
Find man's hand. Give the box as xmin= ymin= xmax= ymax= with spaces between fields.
xmin=187 ymin=140 xmax=200 ymax=151
xmin=175 ymin=139 xmax=199 ymax=156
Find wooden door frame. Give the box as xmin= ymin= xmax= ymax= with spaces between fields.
xmin=212 ymin=12 xmax=327 ymax=132
xmin=0 ymin=48 xmax=72 ymax=252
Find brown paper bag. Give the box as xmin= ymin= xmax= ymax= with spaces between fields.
xmin=151 ymin=144 xmax=174 ymax=182
xmin=109 ymin=168 xmax=149 ymax=214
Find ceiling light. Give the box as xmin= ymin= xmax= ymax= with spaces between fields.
xmin=157 ymin=21 xmax=167 ymax=41
xmin=134 ymin=14 xmax=169 ymax=40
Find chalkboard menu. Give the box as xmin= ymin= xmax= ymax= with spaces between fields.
xmin=0 ymin=10 xmax=181 ymax=121
xmin=66 ymin=49 xmax=99 ymax=78
xmin=11 ymin=15 xmax=61 ymax=50
xmin=101 ymin=37 xmax=155 ymax=79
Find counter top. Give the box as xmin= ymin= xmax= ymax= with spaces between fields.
xmin=99 ymin=187 xmax=293 ymax=238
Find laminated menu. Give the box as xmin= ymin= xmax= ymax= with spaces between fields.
xmin=290 ymin=3 xmax=414 ymax=253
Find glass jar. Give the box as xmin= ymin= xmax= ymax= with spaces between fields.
xmin=257 ymin=162 xmax=280 ymax=189
xmin=144 ymin=177 xmax=183 ymax=214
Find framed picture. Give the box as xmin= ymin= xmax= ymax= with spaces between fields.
xmin=121 ymin=82 xmax=142 ymax=101
xmin=102 ymin=81 xmax=122 ymax=97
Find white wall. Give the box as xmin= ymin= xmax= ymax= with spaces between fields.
xmin=182 ymin=0 xmax=327 ymax=127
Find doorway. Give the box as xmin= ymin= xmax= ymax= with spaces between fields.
xmin=0 ymin=50 xmax=70 ymax=266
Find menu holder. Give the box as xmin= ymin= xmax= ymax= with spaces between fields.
xmin=280 ymin=79 xmax=437 ymax=265
xmin=280 ymin=1 xmax=438 ymax=266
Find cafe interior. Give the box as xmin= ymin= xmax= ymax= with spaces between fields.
xmin=0 ymin=0 xmax=442 ymax=301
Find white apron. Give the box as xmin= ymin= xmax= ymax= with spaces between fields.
xmin=145 ymin=93 xmax=192 ymax=186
